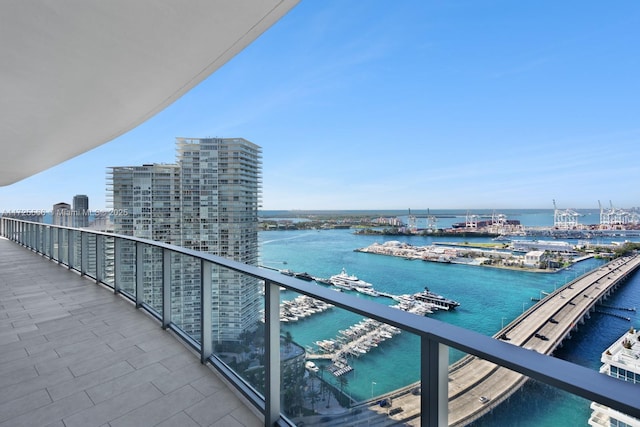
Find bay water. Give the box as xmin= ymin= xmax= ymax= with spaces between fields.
xmin=259 ymin=211 xmax=640 ymax=426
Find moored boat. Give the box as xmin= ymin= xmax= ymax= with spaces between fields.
xmin=293 ymin=271 xmax=314 ymax=281
xmin=329 ymin=268 xmax=374 ymax=290
xmin=412 ymin=287 xmax=460 ymax=309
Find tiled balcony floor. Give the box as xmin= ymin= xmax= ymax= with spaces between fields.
xmin=0 ymin=237 xmax=262 ymax=427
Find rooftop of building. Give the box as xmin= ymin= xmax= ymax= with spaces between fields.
xmin=603 ymin=327 xmax=640 ymax=370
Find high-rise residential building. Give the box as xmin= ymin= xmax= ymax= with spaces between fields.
xmin=72 ymin=194 xmax=89 ymax=227
xmin=108 ymin=138 xmax=262 ymax=342
xmin=176 ymin=137 xmax=262 ymax=342
xmin=52 ymin=202 xmax=72 ymax=226
xmin=107 ymin=164 xmax=182 ymax=317
xmin=108 ymin=164 xmax=181 ymax=242
xmin=589 ymin=327 xmax=640 ymax=427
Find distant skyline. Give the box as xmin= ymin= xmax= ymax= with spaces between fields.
xmin=1 ymin=1 xmax=639 ymax=211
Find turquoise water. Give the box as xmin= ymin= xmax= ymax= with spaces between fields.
xmin=259 ymin=214 xmax=640 ymax=426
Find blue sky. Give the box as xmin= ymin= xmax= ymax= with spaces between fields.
xmin=2 ymin=1 xmax=639 ymax=211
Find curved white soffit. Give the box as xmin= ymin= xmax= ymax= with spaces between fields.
xmin=0 ymin=0 xmax=298 ymax=186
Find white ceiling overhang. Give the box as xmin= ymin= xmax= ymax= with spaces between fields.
xmin=0 ymin=0 xmax=297 ymax=186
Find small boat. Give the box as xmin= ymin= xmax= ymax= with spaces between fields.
xmin=355 ymin=287 xmax=380 ymax=297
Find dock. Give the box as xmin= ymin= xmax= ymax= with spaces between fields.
xmin=305 ymin=296 xmax=435 ymax=377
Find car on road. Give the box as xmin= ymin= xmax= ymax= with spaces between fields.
xmin=479 ymin=396 xmax=490 ymax=404
xmin=389 ymin=407 xmax=404 ymax=416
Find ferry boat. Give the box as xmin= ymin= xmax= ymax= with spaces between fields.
xmin=329 ymin=268 xmax=374 ymax=290
xmin=412 ymin=287 xmax=460 ymax=310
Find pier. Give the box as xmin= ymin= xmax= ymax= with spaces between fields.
xmin=360 ymin=254 xmax=640 ymax=426
xmin=306 ymin=303 xmax=426 ymax=377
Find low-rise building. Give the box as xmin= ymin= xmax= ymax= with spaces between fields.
xmin=524 ymin=250 xmax=545 ymax=267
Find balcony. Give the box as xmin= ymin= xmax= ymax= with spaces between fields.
xmin=0 ymin=234 xmax=261 ymax=426
xmin=1 ymin=217 xmax=639 ymax=426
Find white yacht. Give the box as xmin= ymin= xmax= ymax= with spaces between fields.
xmin=329 ymin=268 xmax=373 ymax=290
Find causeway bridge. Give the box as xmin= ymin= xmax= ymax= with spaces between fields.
xmin=366 ymin=254 xmax=640 ymax=426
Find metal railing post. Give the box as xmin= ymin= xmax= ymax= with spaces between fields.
xmin=57 ymin=226 xmax=62 ymax=262
xmin=96 ymin=235 xmax=104 ymax=283
xmin=81 ymin=231 xmax=88 ymax=276
xmin=421 ymin=337 xmax=449 ymax=427
xmin=49 ymin=226 xmax=54 ymax=260
xmin=28 ymin=222 xmax=32 ymax=250
xmin=22 ymin=222 xmax=26 ymax=246
xmin=265 ymin=280 xmax=281 ymax=426
xmin=35 ymin=223 xmax=40 ymax=253
xmin=136 ymin=242 xmax=144 ymax=307
xmin=114 ymin=238 xmax=122 ymax=294
xmin=200 ymin=260 xmax=212 ymax=363
xmin=68 ymin=229 xmax=75 ymax=270
xmin=162 ymin=248 xmax=172 ymax=329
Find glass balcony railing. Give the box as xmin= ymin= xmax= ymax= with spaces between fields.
xmin=1 ymin=217 xmax=639 ymax=426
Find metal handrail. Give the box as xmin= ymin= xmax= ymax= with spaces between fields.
xmin=1 ymin=217 xmax=639 ymax=426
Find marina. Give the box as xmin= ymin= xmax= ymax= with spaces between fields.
xmin=309 ymin=319 xmax=403 ymax=376
xmin=306 ymin=294 xmax=447 ymax=378
xmin=260 ymin=222 xmax=640 ymax=426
